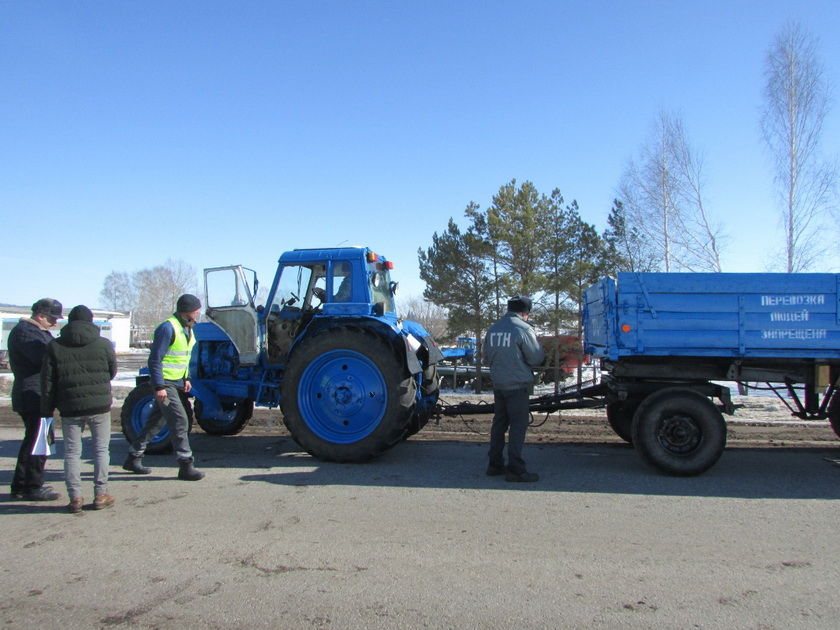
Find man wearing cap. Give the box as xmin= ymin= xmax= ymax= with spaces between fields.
xmin=41 ymin=305 xmax=117 ymax=513
xmin=483 ymin=296 xmax=545 ymax=482
xmin=123 ymin=294 xmax=205 ymax=481
xmin=8 ymin=298 xmax=63 ymax=501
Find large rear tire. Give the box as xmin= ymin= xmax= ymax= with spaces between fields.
xmin=280 ymin=326 xmax=416 ymax=462
xmin=194 ymin=398 xmax=253 ymax=436
xmin=120 ymin=384 xmax=194 ymax=455
xmin=631 ymin=388 xmax=726 ymax=476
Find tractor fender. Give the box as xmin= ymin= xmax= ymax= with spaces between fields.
xmin=295 ymin=317 xmax=428 ymax=375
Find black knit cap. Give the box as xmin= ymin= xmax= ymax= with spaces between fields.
xmin=507 ymin=295 xmax=533 ymax=313
xmin=176 ymin=293 xmax=202 ymax=313
xmin=68 ymin=305 xmax=94 ymax=322
xmin=32 ymin=298 xmax=63 ymax=319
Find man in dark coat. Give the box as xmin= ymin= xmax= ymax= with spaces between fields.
xmin=41 ymin=305 xmax=117 ymax=513
xmin=8 ymin=298 xmax=63 ymax=501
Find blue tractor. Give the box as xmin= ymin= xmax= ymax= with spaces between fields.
xmin=121 ymin=247 xmax=443 ymax=462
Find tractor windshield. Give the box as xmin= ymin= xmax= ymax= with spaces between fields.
xmin=369 ymin=267 xmax=396 ymax=314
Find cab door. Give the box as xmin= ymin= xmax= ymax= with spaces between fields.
xmin=203 ymin=266 xmax=260 ymax=365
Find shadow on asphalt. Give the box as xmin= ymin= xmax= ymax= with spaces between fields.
xmin=214 ymin=434 xmax=840 ymax=502
xmin=2 ymin=431 xmax=839 ymax=503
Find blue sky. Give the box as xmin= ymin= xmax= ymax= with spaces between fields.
xmin=2 ymin=1 xmax=838 ymax=311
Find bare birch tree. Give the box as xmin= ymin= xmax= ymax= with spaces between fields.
xmin=99 ymin=271 xmax=136 ymax=311
xmin=398 ymin=295 xmax=449 ymax=341
xmin=131 ymin=258 xmax=198 ymax=338
xmin=618 ymin=111 xmax=724 ymax=271
xmin=761 ymin=21 xmax=836 ymax=272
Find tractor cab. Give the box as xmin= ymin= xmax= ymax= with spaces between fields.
xmin=202 ymin=248 xmax=400 ymax=368
xmin=264 ymin=248 xmax=398 ymax=363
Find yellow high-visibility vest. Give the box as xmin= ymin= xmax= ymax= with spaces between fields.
xmin=161 ymin=315 xmax=196 ymax=381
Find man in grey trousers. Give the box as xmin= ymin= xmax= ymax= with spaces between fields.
xmin=123 ymin=294 xmax=204 ymax=481
xmin=483 ymin=296 xmax=545 ymax=482
xmin=41 ymin=305 xmax=117 ymax=513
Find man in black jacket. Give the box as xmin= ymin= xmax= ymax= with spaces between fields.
xmin=41 ymin=305 xmax=117 ymax=513
xmin=8 ymin=298 xmax=63 ymax=501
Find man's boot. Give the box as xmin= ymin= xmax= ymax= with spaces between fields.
xmin=177 ymin=458 xmax=205 ymax=481
xmin=122 ymin=453 xmax=150 ymax=475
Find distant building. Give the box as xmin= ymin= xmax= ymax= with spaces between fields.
xmin=0 ymin=305 xmax=132 ymax=368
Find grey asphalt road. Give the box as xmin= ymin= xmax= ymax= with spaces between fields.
xmin=2 ymin=427 xmax=839 ymax=630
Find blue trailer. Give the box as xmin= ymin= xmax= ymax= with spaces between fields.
xmin=438 ymin=272 xmax=840 ymax=476
xmin=581 ymin=272 xmax=840 ymax=475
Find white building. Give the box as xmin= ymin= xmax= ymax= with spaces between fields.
xmin=0 ymin=305 xmax=132 ymax=355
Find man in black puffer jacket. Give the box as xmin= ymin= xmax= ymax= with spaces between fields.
xmin=8 ymin=298 xmax=63 ymax=501
xmin=41 ymin=305 xmax=117 ymax=513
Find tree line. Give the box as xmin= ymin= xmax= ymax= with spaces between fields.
xmin=99 ymin=259 xmax=197 ymax=343
xmin=414 ymin=21 xmax=837 ymax=390
xmin=417 ymin=180 xmax=632 ymax=388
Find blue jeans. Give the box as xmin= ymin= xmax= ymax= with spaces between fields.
xmin=62 ymin=412 xmax=112 ymax=500
xmin=488 ymin=387 xmax=531 ymax=474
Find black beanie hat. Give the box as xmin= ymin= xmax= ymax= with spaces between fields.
xmin=176 ymin=294 xmax=202 ymax=313
xmin=507 ymin=295 xmax=533 ymax=313
xmin=68 ymin=305 xmax=94 ymax=323
xmin=32 ymin=298 xmax=63 ymax=319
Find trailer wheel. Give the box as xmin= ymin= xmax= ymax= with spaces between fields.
xmin=120 ymin=384 xmax=194 ymax=455
xmin=829 ymin=391 xmax=840 ymax=440
xmin=631 ymin=388 xmax=726 ymax=476
xmin=281 ymin=326 xmax=416 ymax=462
xmin=194 ymin=398 xmax=254 ymax=436
xmin=606 ymin=397 xmax=642 ymax=444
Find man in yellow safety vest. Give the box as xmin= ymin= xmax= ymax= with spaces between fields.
xmin=123 ymin=294 xmax=204 ymax=480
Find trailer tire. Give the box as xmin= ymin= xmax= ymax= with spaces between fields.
xmin=829 ymin=391 xmax=840 ymax=440
xmin=120 ymin=384 xmax=194 ymax=455
xmin=281 ymin=326 xmax=416 ymax=462
xmin=606 ymin=397 xmax=642 ymax=444
xmin=631 ymin=388 xmax=726 ymax=476
xmin=194 ymin=398 xmax=253 ymax=436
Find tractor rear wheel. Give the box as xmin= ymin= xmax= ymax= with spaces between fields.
xmin=194 ymin=398 xmax=254 ymax=436
xmin=120 ymin=384 xmax=194 ymax=455
xmin=281 ymin=326 xmax=416 ymax=462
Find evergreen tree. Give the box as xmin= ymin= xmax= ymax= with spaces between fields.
xmin=537 ymin=190 xmax=579 ymax=389
xmin=418 ymin=216 xmax=495 ymax=391
xmin=486 ymin=180 xmax=544 ymax=296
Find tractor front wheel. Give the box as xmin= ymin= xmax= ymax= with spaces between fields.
xmin=120 ymin=384 xmax=194 ymax=455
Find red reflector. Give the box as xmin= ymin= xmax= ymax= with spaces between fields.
xmin=385 ymin=261 xmax=394 ymax=270
xmin=621 ymin=324 xmax=631 ymax=333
